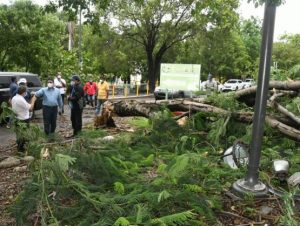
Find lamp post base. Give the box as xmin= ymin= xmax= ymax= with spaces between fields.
xmin=232 ymin=179 xmax=268 ymax=198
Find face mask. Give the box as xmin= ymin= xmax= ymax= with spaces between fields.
xmin=71 ymin=81 xmax=75 ymax=86
xmin=48 ymin=83 xmax=54 ymax=88
xmin=100 ymin=79 xmax=103 ymax=83
xmin=57 ymin=75 xmax=62 ymax=79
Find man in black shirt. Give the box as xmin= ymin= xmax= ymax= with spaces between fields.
xmin=68 ymin=75 xmax=85 ymax=136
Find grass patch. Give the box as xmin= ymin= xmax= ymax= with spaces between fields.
xmin=127 ymin=117 xmax=150 ymax=129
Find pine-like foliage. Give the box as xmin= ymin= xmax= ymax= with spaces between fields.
xmin=10 ymin=107 xmax=300 ymax=225
xmin=150 ymin=210 xmax=196 ymax=225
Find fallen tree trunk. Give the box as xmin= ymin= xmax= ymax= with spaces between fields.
xmin=269 ymin=93 xmax=300 ymax=126
xmin=235 ymin=81 xmax=300 ymax=99
xmin=112 ymin=100 xmax=161 ymax=118
xmin=109 ymin=99 xmax=300 ymax=141
xmin=265 ymin=116 xmax=300 ymax=141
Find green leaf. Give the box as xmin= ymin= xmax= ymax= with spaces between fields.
xmin=114 ymin=182 xmax=125 ymax=195
xmin=113 ymin=217 xmax=130 ymax=226
xmin=167 ymin=154 xmax=190 ymax=178
xmin=55 ymin=154 xmax=76 ymax=172
xmin=150 ymin=210 xmax=196 ymax=226
xmin=158 ymin=190 xmax=171 ymax=203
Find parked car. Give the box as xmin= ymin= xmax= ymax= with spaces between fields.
xmin=222 ymin=79 xmax=244 ymax=92
xmin=154 ymin=86 xmax=185 ymax=100
xmin=216 ymin=81 xmax=224 ymax=92
xmin=200 ymin=80 xmax=224 ymax=92
xmin=0 ymin=72 xmax=43 ymax=113
xmin=242 ymin=78 xmax=255 ymax=89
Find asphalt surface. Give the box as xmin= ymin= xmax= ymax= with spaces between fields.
xmin=0 ymin=126 xmax=15 ymax=150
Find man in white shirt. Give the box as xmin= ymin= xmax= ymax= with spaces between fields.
xmin=54 ymin=72 xmax=66 ymax=114
xmin=11 ymin=86 xmax=36 ymax=152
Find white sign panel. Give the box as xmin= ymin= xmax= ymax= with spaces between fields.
xmin=160 ymin=63 xmax=201 ymax=91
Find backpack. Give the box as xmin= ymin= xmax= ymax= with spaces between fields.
xmin=78 ymin=97 xmax=86 ymax=109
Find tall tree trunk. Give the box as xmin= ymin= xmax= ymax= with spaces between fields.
xmin=146 ymin=41 xmax=168 ymax=92
xmin=146 ymin=47 xmax=156 ymax=92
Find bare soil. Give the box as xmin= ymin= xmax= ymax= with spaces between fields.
xmin=0 ymin=107 xmax=94 ymax=225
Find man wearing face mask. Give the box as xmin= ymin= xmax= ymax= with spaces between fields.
xmin=11 ymin=86 xmax=36 ymax=152
xmin=95 ymin=75 xmax=109 ymax=115
xmin=54 ymin=72 xmax=66 ymax=114
xmin=31 ymin=78 xmax=62 ymax=136
xmin=68 ymin=75 xmax=84 ymax=136
xmin=83 ymin=78 xmax=97 ymax=108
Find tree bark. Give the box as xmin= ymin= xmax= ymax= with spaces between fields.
xmin=265 ymin=116 xmax=300 ymax=141
xmin=109 ymin=99 xmax=300 ymax=141
xmin=146 ymin=46 xmax=156 ymax=92
xmin=269 ymin=92 xmax=300 ymax=126
xmin=235 ymin=81 xmax=300 ymax=99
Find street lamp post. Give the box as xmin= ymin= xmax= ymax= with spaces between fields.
xmin=232 ymin=0 xmax=277 ymax=196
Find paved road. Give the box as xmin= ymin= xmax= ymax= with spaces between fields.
xmin=0 ymin=126 xmax=15 ymax=150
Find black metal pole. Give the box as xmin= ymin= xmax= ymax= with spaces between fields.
xmin=245 ymin=1 xmax=276 ymax=187
xmin=232 ymin=0 xmax=277 ymax=196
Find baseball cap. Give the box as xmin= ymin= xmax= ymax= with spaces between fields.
xmin=18 ymin=78 xmax=27 ymax=85
xmin=71 ymin=75 xmax=80 ymax=81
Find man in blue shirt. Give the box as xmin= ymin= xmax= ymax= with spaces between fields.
xmin=9 ymin=77 xmax=18 ymax=98
xmin=32 ymin=78 xmax=62 ymax=135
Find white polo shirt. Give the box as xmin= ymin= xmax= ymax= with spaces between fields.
xmin=54 ymin=77 xmax=66 ymax=95
xmin=11 ymin=94 xmax=31 ymax=120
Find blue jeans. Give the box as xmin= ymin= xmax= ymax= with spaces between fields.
xmin=87 ymin=95 xmax=95 ymax=106
xmin=95 ymin=99 xmax=105 ymax=115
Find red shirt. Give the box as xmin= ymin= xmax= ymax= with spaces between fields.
xmin=84 ymin=82 xmax=97 ymax=95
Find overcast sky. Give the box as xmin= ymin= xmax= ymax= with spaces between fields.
xmin=2 ymin=0 xmax=300 ymax=41
xmin=239 ymin=0 xmax=300 ymax=40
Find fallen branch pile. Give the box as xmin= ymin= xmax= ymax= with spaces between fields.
xmin=107 ymin=82 xmax=300 ymax=141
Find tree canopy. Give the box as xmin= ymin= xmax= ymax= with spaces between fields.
xmin=0 ymin=0 xmax=298 ymax=84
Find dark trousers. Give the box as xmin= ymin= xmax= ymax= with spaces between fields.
xmin=15 ymin=119 xmax=30 ymax=152
xmin=71 ymin=107 xmax=83 ymax=135
xmin=43 ymin=105 xmax=58 ymax=135
xmin=61 ymin=94 xmax=65 ymax=113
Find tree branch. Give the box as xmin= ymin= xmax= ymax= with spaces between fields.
xmin=269 ymin=92 xmax=300 ymax=125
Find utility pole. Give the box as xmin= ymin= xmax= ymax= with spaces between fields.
xmin=78 ymin=5 xmax=83 ymax=71
xmin=68 ymin=21 xmax=75 ymax=51
xmin=232 ymin=0 xmax=277 ymax=197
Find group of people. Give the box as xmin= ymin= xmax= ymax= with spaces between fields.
xmin=83 ymin=77 xmax=109 ymax=115
xmin=9 ymin=72 xmax=110 ymax=152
